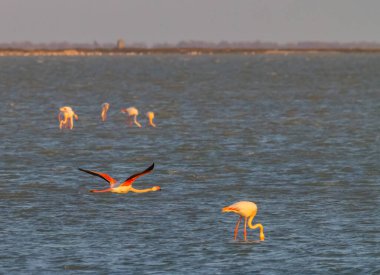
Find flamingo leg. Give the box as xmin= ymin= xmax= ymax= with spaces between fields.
xmin=69 ymin=116 xmax=74 ymax=129
xmin=127 ymin=117 xmax=133 ymax=126
xmin=59 ymin=114 xmax=68 ymax=129
xmin=244 ymin=217 xmax=248 ymax=241
xmin=133 ymin=116 xmax=142 ymax=127
xmin=234 ymin=216 xmax=242 ymax=240
xmin=59 ymin=119 xmax=64 ymax=129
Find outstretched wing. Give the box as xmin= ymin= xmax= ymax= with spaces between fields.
xmin=78 ymin=168 xmax=117 ymax=187
xmin=120 ymin=163 xmax=154 ymax=186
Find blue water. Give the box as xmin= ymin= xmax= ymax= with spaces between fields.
xmin=0 ymin=54 xmax=379 ymax=274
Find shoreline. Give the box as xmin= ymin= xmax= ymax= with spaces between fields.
xmin=1 ymin=48 xmax=380 ymax=57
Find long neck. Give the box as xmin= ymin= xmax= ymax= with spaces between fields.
xmin=148 ymin=117 xmax=156 ymax=127
xmin=130 ymin=187 xmax=155 ymax=193
xmin=90 ymin=188 xmax=112 ymax=193
xmin=248 ymin=215 xmax=265 ymax=241
xmin=133 ymin=116 xmax=142 ymax=127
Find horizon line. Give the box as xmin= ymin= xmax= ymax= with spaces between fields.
xmin=1 ymin=39 xmax=380 ymax=50
xmin=1 ymin=39 xmax=380 ymax=44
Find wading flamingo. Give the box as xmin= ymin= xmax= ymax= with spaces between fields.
xmin=121 ymin=106 xmax=142 ymax=127
xmin=78 ymin=163 xmax=160 ymax=194
xmin=146 ymin=111 xmax=156 ymax=127
xmin=58 ymin=106 xmax=78 ymax=130
xmin=101 ymin=103 xmax=110 ymax=121
xmin=222 ymin=201 xmax=265 ymax=241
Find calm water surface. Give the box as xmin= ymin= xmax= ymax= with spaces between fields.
xmin=0 ymin=54 xmax=379 ymax=274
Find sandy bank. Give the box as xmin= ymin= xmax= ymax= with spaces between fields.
xmin=1 ymin=48 xmax=380 ymax=57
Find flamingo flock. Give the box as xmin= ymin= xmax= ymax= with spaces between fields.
xmin=58 ymin=104 xmax=156 ymax=130
xmin=62 ymin=104 xmax=265 ymax=242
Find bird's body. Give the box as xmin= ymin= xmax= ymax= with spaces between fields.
xmin=146 ymin=111 xmax=156 ymax=127
xmin=78 ymin=163 xmax=160 ymax=194
xmin=101 ymin=103 xmax=110 ymax=121
xmin=108 ymin=185 xmax=134 ymax=194
xmin=222 ymin=201 xmax=265 ymax=241
xmin=121 ymin=106 xmax=142 ymax=127
xmin=101 ymin=184 xmax=160 ymax=194
xmin=58 ymin=106 xmax=78 ymax=129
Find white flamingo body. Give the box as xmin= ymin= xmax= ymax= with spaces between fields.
xmin=146 ymin=111 xmax=156 ymax=127
xmin=121 ymin=106 xmax=141 ymax=127
xmin=222 ymin=201 xmax=265 ymax=241
xmin=101 ymin=103 xmax=110 ymax=121
xmin=58 ymin=106 xmax=78 ymax=129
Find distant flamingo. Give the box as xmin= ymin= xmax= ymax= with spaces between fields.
xmin=58 ymin=106 xmax=78 ymax=130
xmin=78 ymin=163 xmax=160 ymax=194
xmin=121 ymin=106 xmax=142 ymax=127
xmin=101 ymin=102 xmax=110 ymax=121
xmin=146 ymin=111 xmax=156 ymax=127
xmin=222 ymin=201 xmax=265 ymax=241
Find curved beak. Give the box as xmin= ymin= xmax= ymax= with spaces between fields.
xmin=222 ymin=206 xmax=236 ymax=213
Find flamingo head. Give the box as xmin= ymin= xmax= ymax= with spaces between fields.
xmin=152 ymin=186 xmax=161 ymax=191
xmin=102 ymin=103 xmax=110 ymax=109
xmin=221 ymin=206 xmax=239 ymax=214
xmin=260 ymin=231 xmax=265 ymax=241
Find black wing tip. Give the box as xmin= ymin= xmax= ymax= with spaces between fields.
xmin=141 ymin=163 xmax=154 ymax=174
xmin=78 ymin=168 xmax=98 ymax=176
xmin=124 ymin=163 xmax=155 ymax=182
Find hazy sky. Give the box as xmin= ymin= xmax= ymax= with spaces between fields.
xmin=1 ymin=0 xmax=380 ymax=44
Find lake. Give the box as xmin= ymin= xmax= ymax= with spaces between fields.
xmin=0 ymin=54 xmax=379 ymax=273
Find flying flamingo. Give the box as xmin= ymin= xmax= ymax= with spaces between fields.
xmin=222 ymin=201 xmax=265 ymax=241
xmin=101 ymin=102 xmax=110 ymax=121
xmin=121 ymin=106 xmax=142 ymax=127
xmin=78 ymin=163 xmax=160 ymax=193
xmin=58 ymin=106 xmax=78 ymax=130
xmin=146 ymin=111 xmax=156 ymax=127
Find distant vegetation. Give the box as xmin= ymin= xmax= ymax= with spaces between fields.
xmin=1 ymin=40 xmax=380 ymax=50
